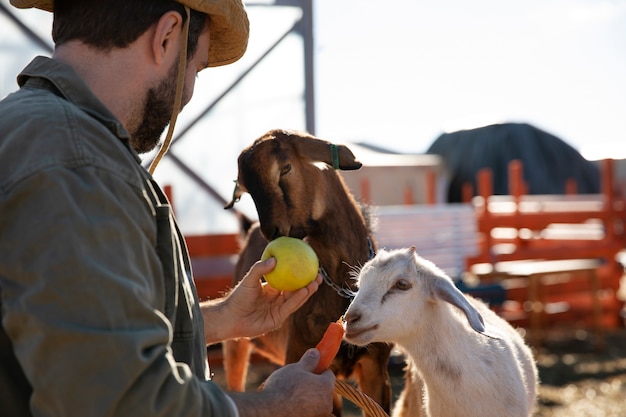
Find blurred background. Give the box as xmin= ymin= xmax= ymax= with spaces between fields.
xmin=4 ymin=3 xmax=626 ymax=415
xmin=2 ymin=0 xmax=626 ymax=234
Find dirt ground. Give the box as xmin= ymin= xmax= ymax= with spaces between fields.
xmin=530 ymin=327 xmax=626 ymax=417
xmin=209 ymin=326 xmax=626 ymax=417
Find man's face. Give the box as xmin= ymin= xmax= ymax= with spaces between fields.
xmin=131 ymin=26 xmax=210 ymax=154
xmin=131 ymin=62 xmax=179 ymax=154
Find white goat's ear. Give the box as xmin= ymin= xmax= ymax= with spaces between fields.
xmin=434 ymin=279 xmax=502 ymax=340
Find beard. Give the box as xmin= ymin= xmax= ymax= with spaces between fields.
xmin=131 ymin=63 xmax=181 ymax=154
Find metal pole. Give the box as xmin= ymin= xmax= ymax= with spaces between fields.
xmin=142 ymin=17 xmax=302 ymax=170
xmin=0 ymin=3 xmax=53 ymax=53
xmin=300 ymin=0 xmax=316 ymax=134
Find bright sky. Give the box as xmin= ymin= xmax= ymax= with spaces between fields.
xmin=2 ymin=0 xmax=626 ymax=233
xmin=314 ymin=0 xmax=626 ymax=159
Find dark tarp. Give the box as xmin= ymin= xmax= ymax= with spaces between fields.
xmin=426 ymin=123 xmax=600 ymax=203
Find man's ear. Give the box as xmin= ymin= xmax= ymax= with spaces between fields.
xmin=151 ymin=11 xmax=184 ymax=67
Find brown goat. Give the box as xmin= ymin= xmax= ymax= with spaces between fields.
xmin=223 ymin=129 xmax=392 ymax=416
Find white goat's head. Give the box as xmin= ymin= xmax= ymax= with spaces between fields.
xmin=344 ymin=247 xmax=495 ymax=346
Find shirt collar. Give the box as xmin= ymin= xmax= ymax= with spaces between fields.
xmin=17 ymin=56 xmax=142 ymax=163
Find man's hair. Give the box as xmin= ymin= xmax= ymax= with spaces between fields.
xmin=52 ymin=0 xmax=207 ymax=59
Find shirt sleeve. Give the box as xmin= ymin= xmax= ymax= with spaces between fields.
xmin=0 ymin=164 xmax=236 ymax=417
xmin=225 ymin=394 xmax=241 ymax=417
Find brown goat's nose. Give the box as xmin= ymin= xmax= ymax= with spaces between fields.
xmin=344 ymin=310 xmax=361 ymax=325
xmin=270 ymin=228 xmax=282 ymax=240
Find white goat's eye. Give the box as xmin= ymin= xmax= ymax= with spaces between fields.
xmin=393 ymin=279 xmax=412 ymax=291
xmin=280 ymin=164 xmax=292 ymax=176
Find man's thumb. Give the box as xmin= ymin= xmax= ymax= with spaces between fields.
xmin=299 ymin=348 xmax=321 ymax=372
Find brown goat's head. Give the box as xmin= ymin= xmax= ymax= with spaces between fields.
xmin=225 ymin=129 xmax=362 ymax=240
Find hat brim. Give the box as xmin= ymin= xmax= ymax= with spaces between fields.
xmin=9 ymin=0 xmax=249 ymax=67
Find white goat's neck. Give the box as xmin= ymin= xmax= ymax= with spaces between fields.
xmin=399 ymin=301 xmax=479 ymax=397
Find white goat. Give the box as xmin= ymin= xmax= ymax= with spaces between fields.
xmin=344 ymin=247 xmax=538 ymax=417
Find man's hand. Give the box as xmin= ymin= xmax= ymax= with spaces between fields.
xmin=201 ymin=257 xmax=321 ymax=344
xmin=229 ymin=349 xmax=336 ymax=417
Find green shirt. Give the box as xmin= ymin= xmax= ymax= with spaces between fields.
xmin=0 ymin=56 xmax=235 ymax=417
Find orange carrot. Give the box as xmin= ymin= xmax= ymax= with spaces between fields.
xmin=313 ymin=319 xmax=345 ymax=374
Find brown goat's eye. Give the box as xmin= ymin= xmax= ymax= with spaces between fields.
xmin=394 ymin=279 xmax=412 ymax=291
xmin=280 ymin=164 xmax=291 ymax=176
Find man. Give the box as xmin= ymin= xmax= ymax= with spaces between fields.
xmin=0 ymin=1 xmax=335 ymax=416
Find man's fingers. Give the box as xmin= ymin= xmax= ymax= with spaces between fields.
xmin=299 ymin=348 xmax=322 ymax=372
xmin=279 ymin=274 xmax=321 ymax=314
xmin=241 ymin=257 xmax=276 ymax=287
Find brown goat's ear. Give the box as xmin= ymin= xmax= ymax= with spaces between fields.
xmin=332 ymin=143 xmax=363 ymax=170
xmin=289 ymin=132 xmax=362 ymax=171
xmin=224 ymin=180 xmax=244 ymax=209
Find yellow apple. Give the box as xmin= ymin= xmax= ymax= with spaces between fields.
xmin=261 ymin=236 xmax=319 ymax=291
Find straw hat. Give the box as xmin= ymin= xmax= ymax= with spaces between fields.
xmin=9 ymin=0 xmax=249 ymax=67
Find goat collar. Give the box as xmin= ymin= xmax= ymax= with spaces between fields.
xmin=320 ymin=267 xmax=356 ymax=299
xmin=320 ymin=236 xmax=376 ymax=299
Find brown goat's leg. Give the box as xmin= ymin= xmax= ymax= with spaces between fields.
xmin=353 ymin=354 xmax=392 ymax=417
xmin=222 ymin=339 xmax=252 ymax=392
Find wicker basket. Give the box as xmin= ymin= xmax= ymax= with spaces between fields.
xmin=334 ymin=380 xmax=390 ymax=417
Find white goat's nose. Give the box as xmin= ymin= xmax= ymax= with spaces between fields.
xmin=344 ymin=309 xmax=361 ymax=325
